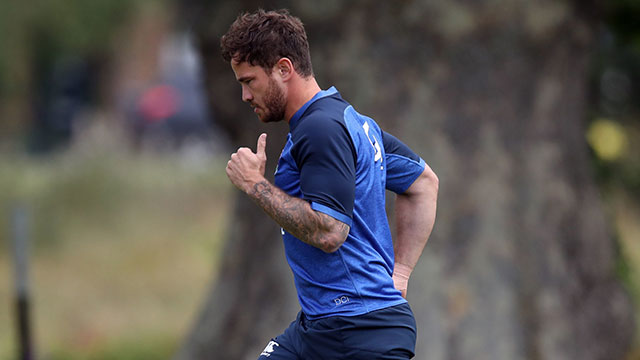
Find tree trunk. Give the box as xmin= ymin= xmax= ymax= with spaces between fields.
xmin=174 ymin=2 xmax=297 ymax=359
xmin=176 ymin=1 xmax=634 ymax=359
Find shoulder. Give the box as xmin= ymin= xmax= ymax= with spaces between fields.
xmin=290 ymin=103 xmax=356 ymax=166
xmin=291 ymin=96 xmax=350 ymax=145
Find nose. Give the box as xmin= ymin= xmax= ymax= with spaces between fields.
xmin=241 ymin=85 xmax=253 ymax=103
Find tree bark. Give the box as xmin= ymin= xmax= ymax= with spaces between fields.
xmin=175 ymin=1 xmax=634 ymax=359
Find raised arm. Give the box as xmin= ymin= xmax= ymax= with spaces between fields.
xmin=226 ymin=133 xmax=350 ymax=253
xmin=393 ymin=163 xmax=439 ymax=297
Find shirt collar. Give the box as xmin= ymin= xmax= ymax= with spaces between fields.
xmin=289 ymin=86 xmax=338 ymax=131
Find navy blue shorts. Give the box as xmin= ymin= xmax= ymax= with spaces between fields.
xmin=257 ymin=303 xmax=416 ymax=359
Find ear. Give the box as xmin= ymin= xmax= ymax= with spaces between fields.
xmin=274 ymin=58 xmax=294 ymax=81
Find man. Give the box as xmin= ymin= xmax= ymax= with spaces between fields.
xmin=222 ymin=9 xmax=438 ymax=360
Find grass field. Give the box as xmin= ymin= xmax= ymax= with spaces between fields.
xmin=0 ymin=148 xmax=232 ymax=359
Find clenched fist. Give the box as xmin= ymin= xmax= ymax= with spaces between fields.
xmin=226 ymin=133 xmax=268 ymax=193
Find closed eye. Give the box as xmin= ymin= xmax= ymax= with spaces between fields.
xmin=237 ymin=76 xmax=254 ymax=85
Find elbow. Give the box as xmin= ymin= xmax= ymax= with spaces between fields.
xmin=318 ymin=225 xmax=349 ymax=253
xmin=322 ymin=244 xmax=341 ymax=253
xmin=320 ymin=234 xmax=346 ymax=253
xmin=310 ymin=213 xmax=350 ymax=253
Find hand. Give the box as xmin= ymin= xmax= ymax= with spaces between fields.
xmin=392 ymin=263 xmax=413 ymax=298
xmin=226 ymin=133 xmax=267 ymax=193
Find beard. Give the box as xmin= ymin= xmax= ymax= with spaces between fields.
xmin=258 ymin=76 xmax=287 ymax=123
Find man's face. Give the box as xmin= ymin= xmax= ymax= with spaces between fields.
xmin=231 ymin=60 xmax=286 ymax=123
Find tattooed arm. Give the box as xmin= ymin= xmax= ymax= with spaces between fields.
xmin=250 ymin=180 xmax=350 ymax=252
xmin=226 ymin=133 xmax=350 ymax=253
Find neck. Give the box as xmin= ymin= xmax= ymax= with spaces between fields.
xmin=284 ymin=76 xmax=322 ymax=122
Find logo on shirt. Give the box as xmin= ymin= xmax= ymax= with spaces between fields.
xmin=362 ymin=121 xmax=382 ymax=163
xmin=333 ymin=295 xmax=350 ymax=306
xmin=260 ymin=340 xmax=279 ymax=357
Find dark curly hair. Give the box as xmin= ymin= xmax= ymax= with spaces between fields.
xmin=221 ymin=9 xmax=314 ymax=77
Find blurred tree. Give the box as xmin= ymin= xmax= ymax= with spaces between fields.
xmin=0 ymin=0 xmax=145 ymax=152
xmin=588 ymin=0 xmax=640 ymax=353
xmin=175 ymin=1 xmax=634 ymax=359
xmin=589 ymin=0 xmax=640 ymax=195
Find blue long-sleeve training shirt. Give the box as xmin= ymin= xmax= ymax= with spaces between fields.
xmin=274 ymin=87 xmax=426 ymax=319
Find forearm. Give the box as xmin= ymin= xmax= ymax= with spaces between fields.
xmin=394 ymin=167 xmax=438 ymax=269
xmin=225 ymin=134 xmax=349 ymax=253
xmin=249 ymin=179 xmax=350 ymax=253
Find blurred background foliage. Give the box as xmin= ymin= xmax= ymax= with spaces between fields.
xmin=0 ymin=0 xmax=134 ymax=150
xmin=591 ymin=0 xmax=640 ymax=189
xmin=0 ymin=0 xmax=639 ymax=359
xmin=590 ymin=0 xmax=640 ymax=346
xmin=0 ymin=149 xmax=232 ymax=358
xmin=0 ymin=0 xmax=229 ymax=358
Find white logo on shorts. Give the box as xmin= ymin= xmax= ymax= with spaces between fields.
xmin=260 ymin=340 xmax=279 ymax=357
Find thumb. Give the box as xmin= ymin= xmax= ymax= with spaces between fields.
xmin=256 ymin=133 xmax=267 ymax=157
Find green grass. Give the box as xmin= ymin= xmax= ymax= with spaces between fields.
xmin=0 ymin=149 xmax=232 ymax=359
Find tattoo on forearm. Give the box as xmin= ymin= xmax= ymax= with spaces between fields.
xmin=252 ymin=181 xmax=273 ymax=198
xmin=249 ymin=180 xmax=349 ymax=251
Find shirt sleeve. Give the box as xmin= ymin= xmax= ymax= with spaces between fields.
xmin=291 ymin=114 xmax=356 ymax=226
xmin=383 ymin=131 xmax=426 ymax=194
